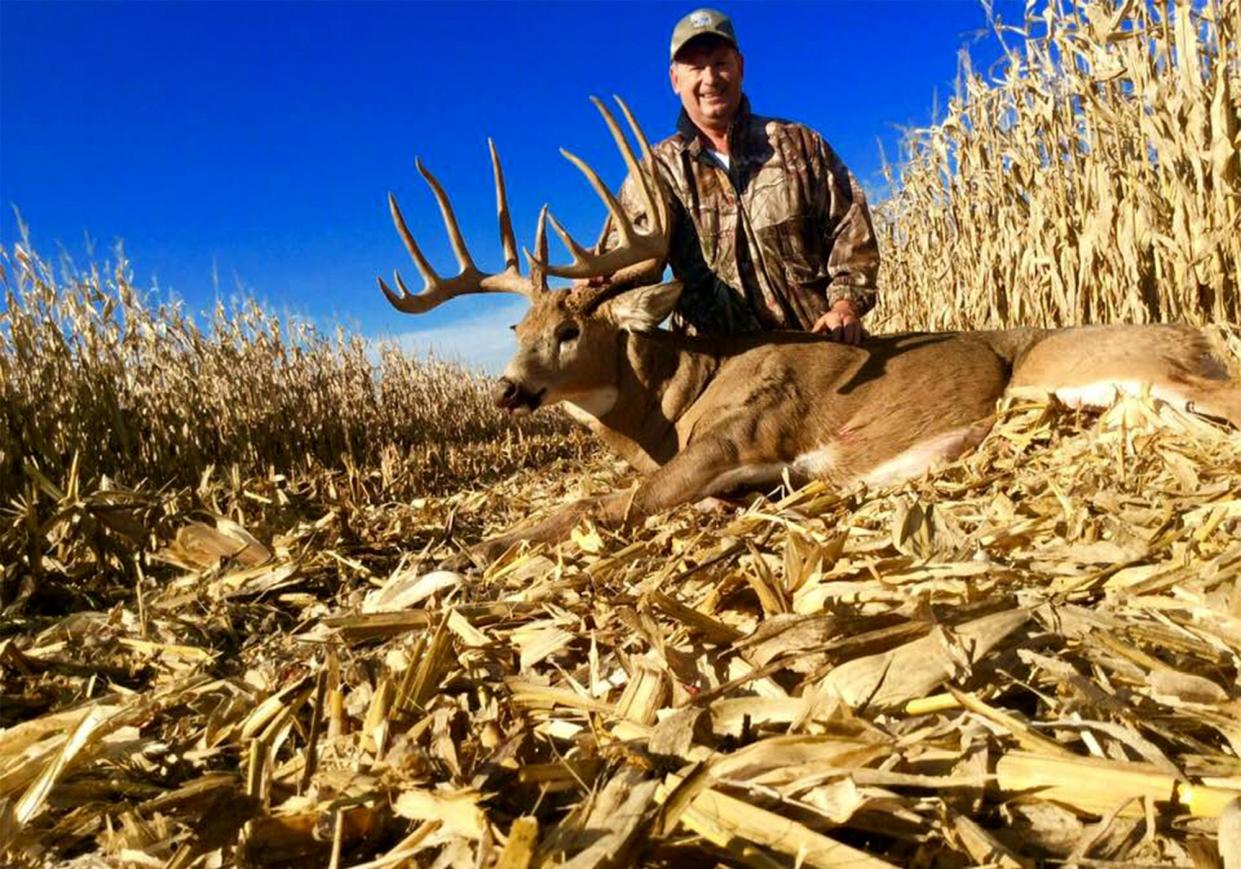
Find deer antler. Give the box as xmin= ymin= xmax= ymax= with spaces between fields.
xmin=532 ymin=96 xmax=672 ymax=288
xmin=379 ymin=140 xmax=542 ymax=314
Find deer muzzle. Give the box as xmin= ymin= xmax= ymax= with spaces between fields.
xmin=493 ymin=378 xmax=545 ymax=414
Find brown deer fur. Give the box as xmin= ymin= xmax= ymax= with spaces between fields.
xmin=376 ymin=98 xmax=1240 ymax=564
xmin=470 ymin=282 xmax=1240 ymax=562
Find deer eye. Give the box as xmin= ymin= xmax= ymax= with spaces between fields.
xmin=557 ymin=324 xmax=580 ymax=344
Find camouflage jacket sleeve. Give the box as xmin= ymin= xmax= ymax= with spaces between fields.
xmin=811 ymin=135 xmax=881 ymax=316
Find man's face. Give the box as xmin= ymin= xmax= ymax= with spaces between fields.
xmin=669 ymin=37 xmax=744 ymax=132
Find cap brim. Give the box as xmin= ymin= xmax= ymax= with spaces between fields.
xmin=670 ymin=30 xmax=738 ymax=60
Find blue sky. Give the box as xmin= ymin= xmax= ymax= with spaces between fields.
xmin=2 ymin=1 xmax=1021 ymax=370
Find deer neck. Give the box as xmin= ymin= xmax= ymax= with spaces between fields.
xmin=561 ymin=329 xmax=718 ymax=473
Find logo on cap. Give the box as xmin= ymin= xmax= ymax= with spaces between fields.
xmin=689 ymin=11 xmax=711 ymax=27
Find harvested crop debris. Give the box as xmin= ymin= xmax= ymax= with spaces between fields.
xmin=3 ymin=391 xmax=1239 ymax=866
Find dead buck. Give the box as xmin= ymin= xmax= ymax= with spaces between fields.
xmin=379 ymin=97 xmax=1241 ymax=563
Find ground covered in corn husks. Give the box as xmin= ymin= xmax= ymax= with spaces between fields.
xmin=3 ymin=393 xmax=1241 ymax=868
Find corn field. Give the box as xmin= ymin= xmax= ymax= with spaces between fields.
xmin=0 ymin=244 xmax=576 ymax=506
xmin=874 ymin=0 xmax=1240 ymax=331
xmin=3 ymin=0 xmax=1241 ymax=866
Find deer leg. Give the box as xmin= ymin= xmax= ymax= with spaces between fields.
xmin=465 ymin=432 xmax=776 ymax=564
xmin=1007 ymin=325 xmax=1241 ymax=428
xmin=1182 ymin=380 xmax=1241 ymax=428
xmin=622 ymin=433 xmax=787 ymax=519
xmin=463 ymin=491 xmax=635 ymax=564
xmin=1009 ymin=377 xmax=1241 ymax=429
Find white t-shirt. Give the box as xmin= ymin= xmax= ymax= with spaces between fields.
xmin=708 ymin=149 xmax=731 ymax=171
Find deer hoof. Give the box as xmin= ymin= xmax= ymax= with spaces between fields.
xmin=437 ymin=549 xmax=479 ymax=572
xmin=693 ymin=496 xmax=736 ymax=516
xmin=438 ymin=530 xmax=521 ymax=571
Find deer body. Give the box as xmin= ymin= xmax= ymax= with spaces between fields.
xmin=563 ymin=328 xmax=1020 ymax=492
xmin=378 ymin=97 xmax=1240 ymax=563
xmin=478 ymin=298 xmax=1239 ymax=561
xmin=599 ymin=323 xmax=1240 ymax=490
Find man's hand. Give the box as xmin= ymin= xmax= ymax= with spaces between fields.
xmin=812 ymin=299 xmax=863 ymax=345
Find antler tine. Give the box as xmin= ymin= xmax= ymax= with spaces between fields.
xmin=379 ymin=149 xmax=538 ymax=315
xmin=388 ymin=191 xmax=440 ymax=286
xmin=416 ymin=158 xmax=478 ymax=275
xmin=488 ymin=138 xmax=520 ymax=273
xmin=382 ymin=192 xmax=453 ymax=314
xmin=591 ymin=96 xmax=662 ymax=238
xmin=535 ymin=205 xmax=549 ymax=276
xmin=376 ymin=275 xmax=406 ymax=311
xmin=546 ymin=211 xmax=594 ymax=264
xmin=524 ymin=205 xmax=551 ymax=291
xmin=529 ymin=96 xmax=671 ymax=282
xmin=392 ymin=269 xmax=414 ymax=298
xmin=558 ymin=147 xmax=637 ymax=254
xmin=612 ymin=95 xmax=669 ymax=232
xmin=377 ymin=268 xmax=441 ymax=316
xmin=612 ymin=95 xmax=653 ymax=161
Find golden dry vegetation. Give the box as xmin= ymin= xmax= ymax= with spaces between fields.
xmin=873 ymin=0 xmax=1239 ymax=331
xmin=0 ymin=245 xmax=582 ymax=508
xmin=2 ymin=0 xmax=1241 ymax=866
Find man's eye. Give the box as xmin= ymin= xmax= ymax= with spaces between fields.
xmin=558 ymin=325 xmax=580 ymax=344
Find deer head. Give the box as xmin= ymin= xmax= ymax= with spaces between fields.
xmin=379 ymin=96 xmax=676 ymax=416
xmin=495 ymin=277 xmax=684 ymax=416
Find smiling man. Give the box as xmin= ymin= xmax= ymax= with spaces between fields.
xmin=597 ymin=8 xmax=879 ymax=344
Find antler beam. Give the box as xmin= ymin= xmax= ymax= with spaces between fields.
xmin=378 ymin=140 xmax=541 ymax=315
xmin=535 ymin=96 xmax=672 ymax=287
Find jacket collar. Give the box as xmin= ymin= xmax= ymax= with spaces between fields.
xmin=675 ymin=95 xmax=752 ymax=158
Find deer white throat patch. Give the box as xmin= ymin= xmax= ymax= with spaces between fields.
xmin=562 ymin=387 xmax=619 ymax=424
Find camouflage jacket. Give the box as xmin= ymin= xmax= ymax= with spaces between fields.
xmin=599 ymin=96 xmax=879 ymax=335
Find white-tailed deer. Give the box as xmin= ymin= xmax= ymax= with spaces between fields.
xmin=380 ymin=97 xmax=1241 ymax=563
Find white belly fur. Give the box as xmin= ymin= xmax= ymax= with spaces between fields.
xmin=1009 ymin=380 xmax=1192 ymax=411
xmin=791 ymin=443 xmax=840 ymax=479
xmin=859 ymin=421 xmax=991 ymax=488
xmin=788 ymin=421 xmax=994 ymax=491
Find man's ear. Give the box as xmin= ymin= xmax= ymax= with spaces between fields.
xmin=599 ymin=281 xmax=683 ymax=332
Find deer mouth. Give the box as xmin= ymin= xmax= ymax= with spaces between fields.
xmin=494 ymin=379 xmax=546 ymax=415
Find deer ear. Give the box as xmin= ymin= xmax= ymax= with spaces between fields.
xmin=599 ymin=281 xmax=683 ymax=332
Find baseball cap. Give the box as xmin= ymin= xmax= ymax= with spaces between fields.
xmin=669 ymin=8 xmax=739 ymax=60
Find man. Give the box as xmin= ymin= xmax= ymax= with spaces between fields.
xmin=597 ymin=8 xmax=879 ymax=344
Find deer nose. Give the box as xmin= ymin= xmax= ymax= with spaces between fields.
xmin=493 ymin=378 xmax=545 ymax=414
xmin=494 ymin=378 xmax=520 ymax=408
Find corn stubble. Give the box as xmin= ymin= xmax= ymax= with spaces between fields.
xmin=3 ymin=0 xmax=1241 ymax=866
